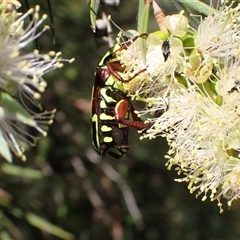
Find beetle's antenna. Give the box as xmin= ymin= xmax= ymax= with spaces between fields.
xmin=108 ymin=15 xmax=139 ymax=44
xmin=108 ymin=15 xmax=126 ymax=33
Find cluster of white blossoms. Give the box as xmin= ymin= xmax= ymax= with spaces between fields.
xmin=0 ymin=1 xmax=73 ymax=162
xmin=117 ymin=1 xmax=240 ymax=212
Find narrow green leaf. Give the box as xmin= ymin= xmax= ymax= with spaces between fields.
xmin=1 ymin=163 xmax=43 ymax=179
xmin=0 ymin=211 xmax=22 ymax=240
xmin=177 ymin=0 xmax=214 ymax=16
xmin=0 ymin=130 xmax=12 ymax=162
xmin=0 ymin=92 xmax=36 ymax=126
xmin=90 ymin=0 xmax=100 ymax=32
xmin=138 ymin=1 xmax=149 ymax=35
xmin=0 ymin=231 xmax=14 ymax=240
xmin=25 ymin=212 xmax=74 ymax=240
xmin=137 ymin=0 xmax=145 ymax=33
xmin=8 ymin=207 xmax=23 ymax=218
xmin=138 ymin=1 xmax=150 ymax=63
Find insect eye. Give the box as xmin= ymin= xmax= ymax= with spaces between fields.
xmin=117 ymin=30 xmax=139 ymax=46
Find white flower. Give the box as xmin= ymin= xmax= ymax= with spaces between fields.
xmin=117 ymin=30 xmax=185 ymax=102
xmin=163 ymin=11 xmax=189 ymax=37
xmin=215 ymin=59 xmax=240 ymax=96
xmin=142 ymin=80 xmax=240 ymax=212
xmin=118 ymin=2 xmax=240 ymax=211
xmin=194 ymin=2 xmax=240 ymax=60
xmin=0 ymin=5 xmax=67 ymax=106
xmin=0 ymin=92 xmax=56 ymax=161
xmin=0 ymin=4 xmax=73 ymax=162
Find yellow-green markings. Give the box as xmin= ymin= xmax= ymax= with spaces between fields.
xmin=103 ymin=136 xmax=113 ymax=143
xmin=100 ymin=88 xmax=117 ymax=103
xmin=91 ymin=114 xmax=100 ymax=150
xmin=100 ymin=100 xmax=107 ymax=108
xmin=105 ymin=77 xmax=125 ymax=92
xmin=106 ymin=147 xmax=127 ymax=158
xmin=101 ymin=125 xmax=112 ymax=132
xmin=118 ymin=123 xmax=127 ymax=128
xmin=99 ymin=113 xmax=115 ymax=120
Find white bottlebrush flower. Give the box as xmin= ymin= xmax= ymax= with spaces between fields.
xmin=194 ymin=2 xmax=240 ymax=60
xmin=116 ymin=1 xmax=240 ymax=211
xmin=215 ymin=58 xmax=240 ymax=96
xmin=0 ymin=91 xmax=56 ymax=162
xmin=0 ymin=5 xmax=54 ymax=103
xmin=0 ymin=0 xmax=21 ymax=10
xmin=116 ymin=29 xmax=185 ymax=102
xmin=163 ymin=11 xmax=189 ymax=37
xmin=0 ymin=3 xmax=73 ymax=162
xmin=164 ymin=86 xmax=240 ymax=213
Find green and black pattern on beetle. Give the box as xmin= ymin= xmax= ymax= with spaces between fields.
xmin=91 ymin=32 xmax=151 ymax=159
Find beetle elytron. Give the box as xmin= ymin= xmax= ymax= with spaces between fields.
xmin=91 ymin=32 xmax=151 ymax=159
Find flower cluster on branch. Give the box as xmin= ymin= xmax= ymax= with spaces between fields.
xmin=115 ymin=1 xmax=240 ymax=212
xmin=0 ymin=0 xmax=73 ymax=162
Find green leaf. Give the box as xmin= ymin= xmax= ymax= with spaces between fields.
xmin=90 ymin=0 xmax=100 ymax=32
xmin=1 ymin=163 xmax=43 ymax=179
xmin=137 ymin=0 xmax=145 ymax=33
xmin=138 ymin=1 xmax=149 ymax=34
xmin=0 ymin=210 xmax=22 ymax=239
xmin=137 ymin=1 xmax=150 ymax=63
xmin=0 ymin=130 xmax=12 ymax=163
xmin=0 ymin=92 xmax=36 ymax=126
xmin=25 ymin=213 xmax=75 ymax=240
xmin=0 ymin=231 xmax=14 ymax=240
xmin=177 ymin=0 xmax=214 ymax=16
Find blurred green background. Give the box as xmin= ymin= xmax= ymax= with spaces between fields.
xmin=1 ymin=0 xmax=240 ymax=239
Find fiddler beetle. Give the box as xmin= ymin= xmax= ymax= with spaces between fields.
xmin=91 ymin=32 xmax=151 ymax=159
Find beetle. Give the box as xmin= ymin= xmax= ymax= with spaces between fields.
xmin=91 ymin=32 xmax=151 ymax=159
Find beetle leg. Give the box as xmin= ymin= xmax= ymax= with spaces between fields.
xmin=107 ymin=62 xmax=146 ymax=83
xmin=114 ymin=99 xmax=151 ymax=130
xmin=129 ymin=103 xmax=152 ymax=130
